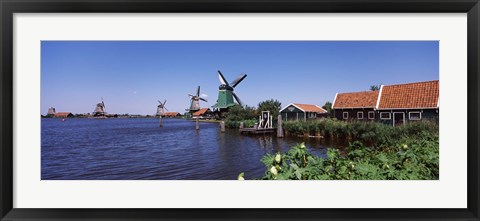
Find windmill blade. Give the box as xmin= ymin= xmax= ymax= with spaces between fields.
xmin=217 ymin=70 xmax=228 ymax=85
xmin=190 ymin=99 xmax=195 ymax=110
xmin=230 ymin=74 xmax=247 ymax=88
xmin=232 ymin=92 xmax=243 ymax=107
xmin=158 ymin=100 xmax=162 ymax=104
xmin=164 ymin=107 xmax=169 ymax=112
xmin=199 ymin=97 xmax=208 ymax=102
xmin=188 ymin=94 xmax=195 ymax=97
xmin=163 ymin=100 xmax=167 ymax=106
xmin=196 ymin=86 xmax=200 ymax=97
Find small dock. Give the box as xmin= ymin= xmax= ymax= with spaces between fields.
xmin=239 ymin=127 xmax=276 ymax=135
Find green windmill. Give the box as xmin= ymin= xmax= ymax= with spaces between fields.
xmin=212 ymin=70 xmax=247 ymax=112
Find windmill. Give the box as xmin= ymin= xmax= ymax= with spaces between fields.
xmin=212 ymin=70 xmax=247 ymax=112
xmin=156 ymin=99 xmax=168 ymax=116
xmin=93 ymin=98 xmax=106 ymax=116
xmin=47 ymin=107 xmax=56 ymax=116
xmin=157 ymin=99 xmax=168 ymax=127
xmin=187 ymin=86 xmax=207 ymax=113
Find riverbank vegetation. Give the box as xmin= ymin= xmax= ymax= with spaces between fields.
xmin=244 ymin=120 xmax=439 ymax=180
xmin=282 ymin=118 xmax=438 ymax=147
xmin=224 ymin=99 xmax=282 ymax=128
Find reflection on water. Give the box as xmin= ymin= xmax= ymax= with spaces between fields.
xmin=41 ymin=118 xmax=342 ymax=180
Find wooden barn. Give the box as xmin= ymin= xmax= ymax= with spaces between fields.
xmin=332 ymin=91 xmax=379 ymax=121
xmin=376 ymin=80 xmax=439 ymax=126
xmin=280 ymin=103 xmax=327 ymax=121
xmin=162 ymin=112 xmax=181 ymax=118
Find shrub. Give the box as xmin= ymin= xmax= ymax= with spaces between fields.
xmin=251 ymin=131 xmax=438 ymax=180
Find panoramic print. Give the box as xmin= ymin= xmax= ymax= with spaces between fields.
xmin=41 ymin=41 xmax=439 ymax=180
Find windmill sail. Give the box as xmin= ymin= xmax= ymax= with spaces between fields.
xmin=157 ymin=99 xmax=168 ymax=116
xmin=230 ymin=74 xmax=247 ymax=88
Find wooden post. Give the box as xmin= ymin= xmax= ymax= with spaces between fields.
xmin=159 ymin=116 xmax=163 ymax=127
xmin=239 ymin=122 xmax=244 ymax=129
xmin=196 ymin=118 xmax=199 ymax=130
xmin=220 ymin=121 xmax=225 ymax=132
xmin=277 ymin=115 xmax=284 ymax=138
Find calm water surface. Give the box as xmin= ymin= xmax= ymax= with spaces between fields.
xmin=42 ymin=118 xmax=342 ymax=180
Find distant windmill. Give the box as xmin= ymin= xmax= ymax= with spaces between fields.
xmin=47 ymin=107 xmax=56 ymax=116
xmin=93 ymin=97 xmax=106 ymax=116
xmin=156 ymin=100 xmax=168 ymax=116
xmin=187 ymin=86 xmax=207 ymax=113
xmin=157 ymin=99 xmax=168 ymax=127
xmin=212 ymin=70 xmax=247 ymax=112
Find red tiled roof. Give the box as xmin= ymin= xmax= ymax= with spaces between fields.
xmin=193 ymin=108 xmax=210 ymax=116
xmin=378 ymin=80 xmax=439 ymax=109
xmin=333 ymin=91 xmax=379 ymax=109
xmin=293 ymin=103 xmax=327 ymax=113
xmin=162 ymin=112 xmax=180 ymax=116
xmin=54 ymin=112 xmax=72 ymax=117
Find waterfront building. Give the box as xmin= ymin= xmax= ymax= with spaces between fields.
xmin=192 ymin=108 xmax=213 ymax=119
xmin=54 ymin=112 xmax=74 ymax=118
xmin=332 ymin=80 xmax=439 ymax=126
xmin=280 ymin=103 xmax=328 ymax=121
xmin=377 ymin=80 xmax=439 ymax=126
xmin=162 ymin=112 xmax=181 ymax=118
xmin=332 ymin=91 xmax=379 ymax=121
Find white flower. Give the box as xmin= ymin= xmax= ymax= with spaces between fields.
xmin=270 ymin=166 xmax=278 ymax=176
xmin=275 ymin=153 xmax=281 ymax=163
xmin=237 ymin=172 xmax=245 ymax=180
xmin=403 ymin=144 xmax=408 ymax=149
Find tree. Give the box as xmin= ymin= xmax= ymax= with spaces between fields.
xmin=322 ymin=101 xmax=334 ymax=118
xmin=370 ymin=85 xmax=380 ymax=91
xmin=224 ymin=104 xmax=256 ymax=122
xmin=257 ymin=99 xmax=282 ymax=118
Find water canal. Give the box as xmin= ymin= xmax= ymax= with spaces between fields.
xmin=41 ymin=118 xmax=344 ymax=180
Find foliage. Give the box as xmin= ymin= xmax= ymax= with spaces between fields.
xmin=256 ymin=129 xmax=438 ymax=180
xmin=224 ymin=99 xmax=282 ymax=129
xmin=370 ymin=85 xmax=381 ymax=91
xmin=282 ymin=119 xmax=439 ymax=148
xmin=225 ymin=119 xmax=257 ymax=129
xmin=322 ymin=101 xmax=334 ymax=118
xmin=224 ymin=105 xmax=257 ymax=128
xmin=244 ymin=119 xmax=439 ymax=180
xmin=257 ymin=99 xmax=282 ymax=119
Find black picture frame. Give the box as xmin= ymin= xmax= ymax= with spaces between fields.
xmin=1 ymin=0 xmax=479 ymax=220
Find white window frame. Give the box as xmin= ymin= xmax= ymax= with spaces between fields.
xmin=380 ymin=112 xmax=391 ymax=120
xmin=409 ymin=111 xmax=422 ymax=120
xmin=343 ymin=112 xmax=348 ymax=119
xmin=357 ymin=112 xmax=364 ymax=119
xmin=368 ymin=111 xmax=375 ymax=119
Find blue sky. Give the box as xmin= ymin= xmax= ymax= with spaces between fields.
xmin=41 ymin=41 xmax=438 ymax=115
